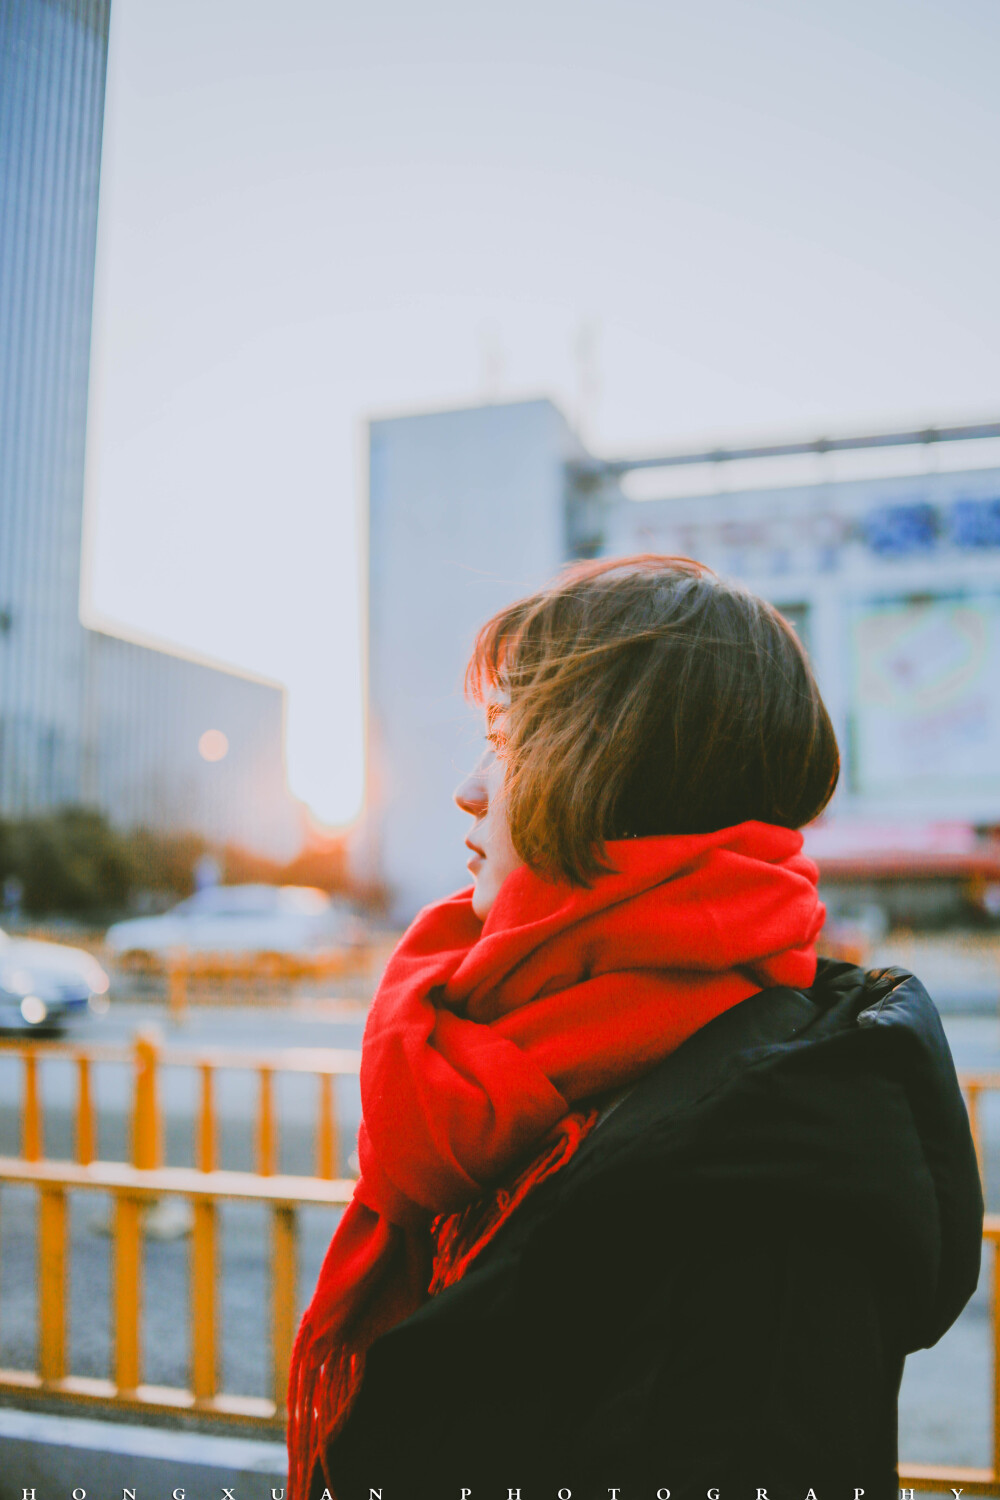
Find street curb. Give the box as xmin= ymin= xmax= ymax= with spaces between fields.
xmin=0 ymin=1407 xmax=287 ymax=1497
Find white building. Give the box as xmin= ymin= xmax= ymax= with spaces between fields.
xmin=364 ymin=400 xmax=1000 ymax=918
xmin=362 ymin=400 xmax=585 ymax=916
xmin=603 ymin=446 xmax=1000 ymax=826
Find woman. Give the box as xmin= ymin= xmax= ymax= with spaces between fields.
xmin=290 ymin=555 xmax=983 ymax=1500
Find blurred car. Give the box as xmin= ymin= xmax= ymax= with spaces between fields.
xmin=105 ymin=883 xmax=365 ymax=960
xmin=0 ymin=927 xmax=110 ymax=1033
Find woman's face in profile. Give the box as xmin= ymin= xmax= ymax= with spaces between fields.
xmin=454 ymin=710 xmax=524 ymax=920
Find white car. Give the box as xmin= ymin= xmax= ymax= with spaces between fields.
xmin=0 ymin=927 xmax=110 ymax=1032
xmin=104 ymin=883 xmax=364 ymax=959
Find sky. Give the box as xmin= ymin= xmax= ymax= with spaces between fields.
xmin=82 ymin=0 xmax=1000 ymax=827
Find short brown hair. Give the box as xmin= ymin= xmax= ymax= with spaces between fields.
xmin=466 ymin=554 xmax=839 ymax=885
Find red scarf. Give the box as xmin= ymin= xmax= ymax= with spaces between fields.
xmin=287 ymin=821 xmax=824 ymax=1498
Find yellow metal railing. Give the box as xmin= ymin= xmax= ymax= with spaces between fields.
xmin=961 ymin=1072 xmax=997 ymax=1187
xmin=114 ymin=947 xmax=373 ymax=1020
xmin=0 ymin=1034 xmax=361 ymax=1177
xmin=0 ymin=1049 xmax=996 ymax=1457
xmin=0 ymin=1033 xmax=362 ymax=1423
xmin=0 ymin=1154 xmax=351 ymax=1422
xmin=896 ymin=1074 xmax=996 ymax=1491
xmin=899 ymin=1219 xmax=1000 ymax=1494
xmin=3 ymin=1164 xmax=997 ymax=1459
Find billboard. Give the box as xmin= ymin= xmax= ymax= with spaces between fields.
xmin=848 ymin=592 xmax=1000 ymax=803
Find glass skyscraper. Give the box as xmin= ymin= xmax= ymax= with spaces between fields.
xmin=0 ymin=1 xmax=300 ymax=855
xmin=0 ymin=0 xmax=111 ymax=812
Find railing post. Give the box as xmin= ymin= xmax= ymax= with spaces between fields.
xmin=22 ymin=1050 xmax=42 ymax=1161
xmin=38 ymin=1186 xmax=67 ymax=1382
xmin=113 ymin=1193 xmax=142 ymax=1393
xmin=316 ymin=1074 xmax=339 ymax=1180
xmin=167 ymin=951 xmax=188 ymax=1022
xmin=132 ymin=1031 xmax=162 ymax=1170
xmin=76 ymin=1053 xmax=95 ymax=1165
xmin=994 ymin=1235 xmax=1000 ymax=1481
xmin=191 ymin=1198 xmax=217 ymax=1403
xmin=271 ymin=1204 xmax=297 ymax=1417
xmin=257 ymin=1068 xmax=277 ymax=1176
xmin=198 ymin=1065 xmax=216 ymax=1172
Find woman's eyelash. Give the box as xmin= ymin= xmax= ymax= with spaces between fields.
xmin=485 ymin=706 xmax=507 ymax=747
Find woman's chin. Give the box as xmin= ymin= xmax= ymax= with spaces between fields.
xmin=470 ymin=879 xmax=494 ymax=922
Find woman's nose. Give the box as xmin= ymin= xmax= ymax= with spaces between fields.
xmin=454 ymin=761 xmax=489 ymax=815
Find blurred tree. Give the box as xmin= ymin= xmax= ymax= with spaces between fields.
xmin=123 ymin=825 xmax=207 ymax=904
xmin=0 ymin=807 xmax=130 ymax=917
xmin=0 ymin=809 xmax=385 ymax=919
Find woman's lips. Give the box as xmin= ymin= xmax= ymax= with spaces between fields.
xmin=466 ymin=853 xmax=483 ymax=874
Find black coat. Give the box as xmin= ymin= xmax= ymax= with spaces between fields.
xmin=322 ymin=960 xmax=984 ymax=1500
